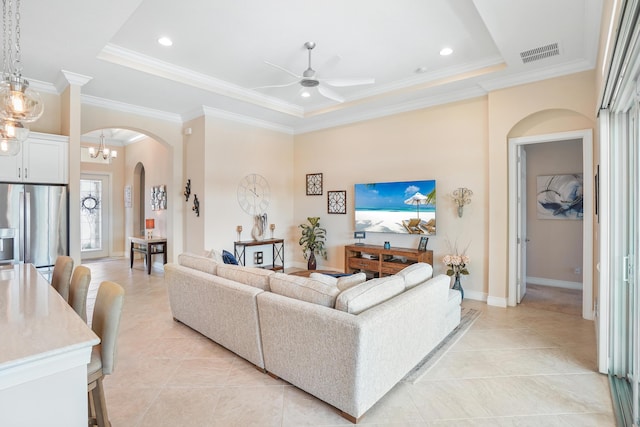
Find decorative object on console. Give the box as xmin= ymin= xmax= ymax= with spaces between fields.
xmin=184 ymin=179 xmax=191 ymax=201
xmin=299 ymin=216 xmax=327 ymax=270
xmin=306 ymin=173 xmax=322 ymax=195
xmin=354 ymin=231 xmax=366 ymax=245
xmin=151 ymin=185 xmax=167 ymax=210
xmin=452 ymin=187 xmax=473 ymax=217
xmin=327 ymin=190 xmax=346 ymax=214
xmin=192 ymin=194 xmax=199 ymax=216
xmin=384 ymin=241 xmax=391 ymax=250
xmin=145 ymin=218 xmax=155 ymax=239
xmin=236 ymin=225 xmax=243 ymax=241
xmin=254 ymin=251 xmax=264 ymax=265
xmin=418 ymin=236 xmax=429 ymax=251
xmin=252 ymin=213 xmax=267 ymax=241
xmin=355 ymin=179 xmax=436 ymax=235
xmin=443 ymin=239 xmax=470 ymax=300
xmin=270 ymin=223 xmax=275 ymax=238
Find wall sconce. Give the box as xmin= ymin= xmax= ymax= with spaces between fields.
xmin=192 ymin=194 xmax=200 ymax=217
xmin=145 ymin=218 xmax=155 ymax=239
xmin=452 ymin=187 xmax=473 ymax=217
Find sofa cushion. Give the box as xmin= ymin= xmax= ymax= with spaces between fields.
xmin=335 ymin=275 xmax=405 ymax=314
xmin=310 ymin=272 xmax=367 ymax=292
xmin=269 ymin=273 xmax=340 ymax=307
xmin=178 ymin=253 xmax=219 ymax=275
xmin=216 ymin=264 xmax=273 ymax=291
xmin=396 ymin=262 xmax=433 ymax=289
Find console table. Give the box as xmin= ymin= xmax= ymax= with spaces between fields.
xmin=344 ymin=244 xmax=433 ymax=277
xmin=130 ymin=236 xmax=168 ymax=274
xmin=234 ymin=238 xmax=284 ymax=271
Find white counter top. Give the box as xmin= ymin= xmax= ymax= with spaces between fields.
xmin=0 ymin=263 xmax=99 ymax=376
xmin=0 ymin=263 xmax=100 ymax=426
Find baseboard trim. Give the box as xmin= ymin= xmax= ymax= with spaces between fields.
xmin=526 ymin=276 xmax=582 ymax=290
xmin=487 ymin=296 xmax=508 ymax=308
xmin=462 ymin=290 xmax=487 ymax=302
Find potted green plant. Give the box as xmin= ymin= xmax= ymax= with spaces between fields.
xmin=299 ymin=216 xmax=327 ymax=270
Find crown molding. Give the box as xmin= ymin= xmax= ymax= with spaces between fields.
xmin=98 ymin=43 xmax=304 ymax=118
xmin=81 ymin=94 xmax=182 ymax=123
xmin=294 ymin=86 xmax=487 ymax=135
xmin=197 ymin=106 xmax=294 ymax=135
xmin=478 ymin=59 xmax=594 ymax=92
xmin=24 ymin=77 xmax=58 ymax=94
xmin=56 ymin=70 xmax=93 ymax=92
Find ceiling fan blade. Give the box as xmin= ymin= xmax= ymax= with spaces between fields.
xmin=317 ymin=85 xmax=345 ymax=103
xmin=253 ymin=80 xmax=300 ymax=90
xmin=320 ymin=77 xmax=375 ymax=87
xmin=264 ymin=61 xmax=301 ymax=79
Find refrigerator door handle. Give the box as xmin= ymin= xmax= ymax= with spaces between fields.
xmin=19 ymin=191 xmax=24 ymax=262
xmin=25 ymin=192 xmax=30 ymax=263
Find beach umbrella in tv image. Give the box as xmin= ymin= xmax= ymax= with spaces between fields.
xmin=404 ymin=192 xmax=429 ymax=218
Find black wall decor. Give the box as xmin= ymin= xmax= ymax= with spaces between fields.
xmin=184 ymin=179 xmax=191 ymax=201
xmin=192 ymin=194 xmax=199 ymax=216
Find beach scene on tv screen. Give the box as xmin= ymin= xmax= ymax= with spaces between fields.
xmin=355 ymin=179 xmax=436 ymax=235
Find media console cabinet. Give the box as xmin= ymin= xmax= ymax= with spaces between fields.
xmin=344 ymin=244 xmax=433 ymax=277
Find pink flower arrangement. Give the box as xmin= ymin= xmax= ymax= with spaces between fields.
xmin=442 ymin=239 xmax=470 ymax=276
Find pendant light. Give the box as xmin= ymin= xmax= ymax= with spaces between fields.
xmin=88 ymin=131 xmax=118 ymax=161
xmin=0 ymin=0 xmax=43 ymax=123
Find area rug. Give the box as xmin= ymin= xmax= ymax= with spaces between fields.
xmin=401 ymin=307 xmax=481 ymax=384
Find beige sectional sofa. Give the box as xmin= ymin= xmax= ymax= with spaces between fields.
xmin=165 ymin=253 xmax=461 ymax=423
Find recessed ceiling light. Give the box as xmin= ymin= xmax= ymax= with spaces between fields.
xmin=440 ymin=47 xmax=453 ymax=56
xmin=158 ymin=36 xmax=173 ymax=47
xmin=300 ymin=90 xmax=311 ymax=98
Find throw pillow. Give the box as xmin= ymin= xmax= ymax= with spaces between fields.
xmin=222 ymin=250 xmax=238 ymax=265
xmin=335 ymin=275 xmax=405 ymax=314
xmin=203 ymin=248 xmax=224 ymax=263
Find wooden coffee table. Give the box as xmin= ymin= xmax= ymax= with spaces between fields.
xmin=289 ymin=269 xmax=341 ymax=278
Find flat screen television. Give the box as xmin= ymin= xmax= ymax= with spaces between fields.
xmin=354 ymin=179 xmax=436 ymax=235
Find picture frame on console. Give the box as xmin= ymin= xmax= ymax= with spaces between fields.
xmin=418 ymin=236 xmax=429 ymax=251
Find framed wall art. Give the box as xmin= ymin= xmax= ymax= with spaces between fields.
xmin=328 ymin=190 xmax=347 ymax=214
xmin=536 ymin=174 xmax=584 ymax=220
xmin=306 ymin=173 xmax=323 ymax=195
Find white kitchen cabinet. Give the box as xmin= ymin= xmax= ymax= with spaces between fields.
xmin=0 ymin=132 xmax=69 ymax=183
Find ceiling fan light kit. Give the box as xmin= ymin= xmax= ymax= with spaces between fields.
xmin=258 ymin=41 xmax=374 ymax=104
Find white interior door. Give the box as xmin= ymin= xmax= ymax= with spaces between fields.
xmin=516 ymin=147 xmax=527 ymax=303
xmin=80 ymin=174 xmax=110 ymax=259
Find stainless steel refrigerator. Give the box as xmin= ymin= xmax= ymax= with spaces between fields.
xmin=0 ymin=183 xmax=69 ymax=270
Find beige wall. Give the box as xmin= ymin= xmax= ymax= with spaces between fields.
xmin=487 ymin=71 xmax=596 ymax=305
xmin=525 ymin=139 xmax=584 ymax=285
xmin=182 ymin=114 xmax=295 ymax=263
xmin=294 ymin=98 xmax=488 ymax=298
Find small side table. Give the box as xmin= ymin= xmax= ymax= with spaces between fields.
xmin=129 ymin=236 xmax=167 ymax=274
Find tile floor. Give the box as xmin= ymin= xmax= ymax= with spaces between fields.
xmin=84 ymin=258 xmax=615 ymax=426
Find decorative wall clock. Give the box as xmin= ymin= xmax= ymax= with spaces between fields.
xmin=328 ymin=190 xmax=346 ymax=214
xmin=237 ymin=173 xmax=271 ymax=215
xmin=306 ymin=173 xmax=323 ymax=196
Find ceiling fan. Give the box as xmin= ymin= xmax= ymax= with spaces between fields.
xmin=255 ymin=42 xmax=375 ymax=103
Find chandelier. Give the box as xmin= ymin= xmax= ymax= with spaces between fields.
xmin=0 ymin=0 xmax=42 ymax=156
xmin=89 ymin=131 xmax=117 ymax=160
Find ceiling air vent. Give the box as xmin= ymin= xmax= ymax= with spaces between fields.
xmin=520 ymin=43 xmax=560 ymax=64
